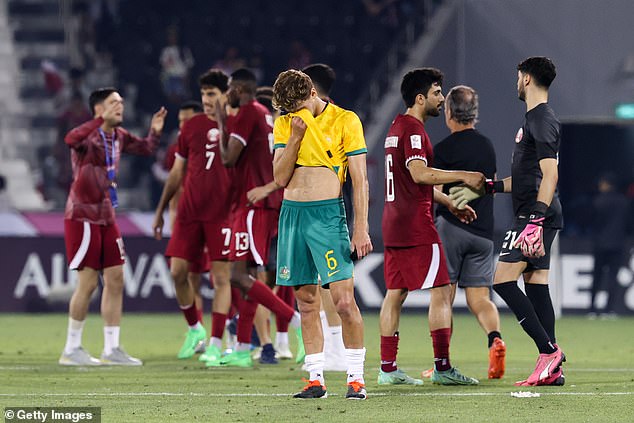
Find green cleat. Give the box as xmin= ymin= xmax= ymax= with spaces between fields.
xmin=177 ymin=327 xmax=207 ymax=359
xmin=377 ymin=369 xmax=424 ymax=385
xmin=295 ymin=327 xmax=306 ymax=364
xmin=199 ymin=344 xmax=222 ymax=363
xmin=217 ymin=350 xmax=253 ymax=368
xmin=431 ymin=367 xmax=479 ymax=385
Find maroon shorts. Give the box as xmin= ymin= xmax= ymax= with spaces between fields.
xmin=166 ymin=218 xmax=230 ymax=264
xmin=64 ymin=219 xmax=125 ymax=271
xmin=384 ymin=243 xmax=450 ymax=291
xmin=230 ymin=208 xmax=279 ymax=265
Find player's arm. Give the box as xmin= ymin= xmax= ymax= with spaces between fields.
xmin=433 ymin=187 xmax=477 ymax=224
xmin=246 ymin=180 xmax=283 ymax=205
xmin=122 ymin=107 xmax=167 ymax=155
xmin=273 ymin=116 xmax=306 ymax=187
xmin=536 ymin=158 xmax=557 ymax=206
xmin=448 ymin=175 xmax=512 ymax=209
xmin=152 ymin=156 xmax=185 ymax=240
xmin=64 ymin=117 xmax=104 ymax=148
xmin=348 ymin=153 xmax=373 ymax=259
xmin=214 ymin=99 xmax=245 ymax=167
xmin=408 ymin=159 xmax=484 ymax=190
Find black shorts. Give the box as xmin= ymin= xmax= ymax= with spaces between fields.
xmin=498 ymin=218 xmax=559 ymax=271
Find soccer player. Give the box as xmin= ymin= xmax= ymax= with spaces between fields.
xmin=213 ymin=68 xmax=302 ymax=368
xmin=379 ymin=68 xmax=482 ymax=386
xmin=152 ymin=70 xmax=233 ymax=361
xmin=60 ymin=87 xmax=166 ymax=366
xmin=272 ymin=69 xmax=372 ymax=400
xmin=449 ymin=57 xmax=565 ymax=386
xmin=433 ymin=85 xmax=506 ymax=379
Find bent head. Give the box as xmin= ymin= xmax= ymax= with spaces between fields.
xmin=272 ymin=69 xmax=317 ymax=114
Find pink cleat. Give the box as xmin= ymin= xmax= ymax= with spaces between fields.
xmin=524 ymin=348 xmax=565 ymax=385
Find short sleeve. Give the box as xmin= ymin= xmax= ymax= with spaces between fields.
xmin=228 ymin=108 xmax=255 ymax=147
xmin=403 ymin=125 xmax=428 ymax=168
xmin=343 ymin=112 xmax=367 ymax=156
xmin=531 ymin=116 xmax=560 ymax=161
xmin=273 ymin=115 xmax=291 ymax=150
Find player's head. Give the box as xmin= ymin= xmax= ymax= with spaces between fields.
xmin=178 ymin=100 xmax=203 ymax=129
xmin=227 ymin=68 xmax=257 ymax=108
xmin=272 ymin=69 xmax=316 ymax=113
xmin=517 ymin=56 xmax=556 ymax=101
xmin=400 ymin=68 xmax=444 ymax=119
xmin=256 ymin=86 xmax=281 ymax=119
xmin=89 ymin=87 xmax=123 ymax=126
xmin=444 ymin=85 xmax=478 ymax=126
xmin=198 ymin=69 xmax=229 ymax=117
xmin=301 ymin=63 xmax=336 ymax=100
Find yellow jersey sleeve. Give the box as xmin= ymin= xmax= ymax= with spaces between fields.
xmin=273 ymin=115 xmax=291 ymax=150
xmin=342 ymin=111 xmax=367 ymax=156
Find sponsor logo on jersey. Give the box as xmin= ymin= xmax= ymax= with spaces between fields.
xmin=279 ymin=266 xmax=290 ymax=281
xmin=384 ymin=136 xmax=398 ymax=148
xmin=410 ymin=134 xmax=422 ymax=149
xmin=515 ymin=127 xmax=523 ymax=143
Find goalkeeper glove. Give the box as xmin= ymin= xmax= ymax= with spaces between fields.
xmin=513 ymin=201 xmax=548 ymax=258
xmin=448 ymin=179 xmax=503 ymax=210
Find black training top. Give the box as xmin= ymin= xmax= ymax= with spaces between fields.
xmin=434 ymin=128 xmax=496 ymax=240
xmin=511 ymin=102 xmax=563 ymax=228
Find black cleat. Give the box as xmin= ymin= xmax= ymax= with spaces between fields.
xmin=345 ymin=381 xmax=367 ymax=400
xmin=293 ymin=379 xmax=327 ymax=399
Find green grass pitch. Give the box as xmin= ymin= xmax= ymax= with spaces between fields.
xmin=1 ymin=313 xmax=633 ymax=422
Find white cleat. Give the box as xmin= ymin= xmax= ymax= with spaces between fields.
xmin=59 ymin=347 xmax=102 ymax=366
xmin=100 ymin=347 xmax=143 ymax=366
xmin=275 ymin=343 xmax=293 ymax=360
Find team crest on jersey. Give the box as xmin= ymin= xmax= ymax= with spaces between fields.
xmin=279 ymin=266 xmax=290 ymax=281
xmin=515 ymin=128 xmax=523 ymax=143
xmin=208 ymin=128 xmax=220 ymax=142
xmin=410 ymin=134 xmax=422 ymax=149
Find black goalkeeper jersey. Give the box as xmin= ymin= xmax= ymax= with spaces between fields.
xmin=511 ymin=103 xmax=563 ymax=228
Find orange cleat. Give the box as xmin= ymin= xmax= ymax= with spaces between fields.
xmin=488 ymin=337 xmax=506 ymax=379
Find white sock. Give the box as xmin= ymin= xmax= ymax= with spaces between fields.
xmin=304 ymin=352 xmax=325 ymax=384
xmin=64 ymin=318 xmax=85 ymax=354
xmin=290 ymin=311 xmax=301 ymax=329
xmin=345 ymin=347 xmax=366 ymax=384
xmin=210 ymin=337 xmax=222 ymax=350
xmin=189 ymin=321 xmax=203 ymax=330
xmin=103 ymin=326 xmax=120 ymax=355
xmin=236 ymin=342 xmax=251 ymax=352
xmin=330 ymin=326 xmax=346 ymax=353
xmin=275 ymin=332 xmax=289 ymax=345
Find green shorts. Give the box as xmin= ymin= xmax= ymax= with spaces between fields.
xmin=276 ymin=198 xmax=353 ymax=287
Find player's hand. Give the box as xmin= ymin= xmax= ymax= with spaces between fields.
xmin=214 ymin=99 xmax=227 ymax=128
xmin=246 ymin=186 xmax=271 ymax=206
xmin=289 ymin=116 xmax=307 ymax=142
xmin=101 ymin=100 xmax=123 ymax=124
xmin=514 ymin=215 xmax=546 ymax=258
xmin=150 ymin=107 xmax=167 ymax=134
xmin=448 ymin=202 xmax=477 ymax=224
xmin=152 ymin=213 xmax=164 ymax=240
xmin=462 ymin=171 xmax=485 ymax=191
xmin=449 ymin=185 xmax=484 ymax=210
xmin=351 ymin=230 xmax=373 ymax=260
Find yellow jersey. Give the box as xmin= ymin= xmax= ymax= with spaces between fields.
xmin=273 ymin=103 xmax=367 ymax=185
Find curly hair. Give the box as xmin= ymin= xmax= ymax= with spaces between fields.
xmin=272 ymin=70 xmax=313 ymax=112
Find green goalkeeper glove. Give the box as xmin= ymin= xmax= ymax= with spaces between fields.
xmin=448 ymin=185 xmax=484 ymax=210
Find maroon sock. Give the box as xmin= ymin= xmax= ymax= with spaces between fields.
xmin=275 ymin=286 xmax=294 ymax=332
xmin=231 ymin=287 xmax=243 ymax=310
xmin=431 ymin=328 xmax=452 ymax=371
xmin=247 ymin=280 xmax=294 ymax=323
xmin=211 ymin=312 xmax=227 ymax=339
xmin=197 ymin=308 xmax=204 ymax=325
xmin=180 ymin=303 xmax=199 ymax=327
xmin=380 ymin=333 xmax=399 ymax=373
xmin=237 ymin=299 xmax=258 ymax=344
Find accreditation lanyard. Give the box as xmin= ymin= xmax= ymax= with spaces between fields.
xmin=98 ymin=128 xmax=119 ymax=208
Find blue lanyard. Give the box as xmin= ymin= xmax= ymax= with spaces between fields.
xmin=98 ymin=128 xmax=119 ymax=208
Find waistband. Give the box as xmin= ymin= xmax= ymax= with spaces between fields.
xmin=282 ymin=197 xmax=344 ymax=208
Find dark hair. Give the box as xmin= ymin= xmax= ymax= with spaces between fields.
xmin=199 ymin=69 xmax=229 ymax=92
xmin=302 ymin=63 xmax=336 ymax=97
xmin=446 ymin=85 xmax=478 ymax=124
xmin=88 ymin=87 xmax=117 ymax=114
xmin=256 ymin=86 xmax=274 ymax=112
xmin=179 ymin=100 xmax=203 ymax=113
xmin=256 ymin=86 xmax=274 ymax=97
xmin=0 ymin=174 xmax=5 ymax=191
xmin=230 ymin=68 xmax=257 ymax=94
xmin=517 ymin=57 xmax=556 ymax=88
xmin=400 ymin=68 xmax=444 ymax=108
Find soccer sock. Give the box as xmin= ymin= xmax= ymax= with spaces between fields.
xmin=275 ymin=285 xmax=295 ymax=332
xmin=210 ymin=337 xmax=222 ymax=350
xmin=431 ymin=328 xmax=452 ymax=372
xmin=525 ymin=283 xmax=557 ymax=344
xmin=304 ymin=352 xmax=325 ymax=384
xmin=197 ymin=308 xmax=204 ymax=325
xmin=380 ymin=332 xmax=399 ymax=372
xmin=236 ymin=299 xmax=258 ymax=344
xmin=330 ymin=325 xmax=345 ymax=354
xmin=180 ymin=303 xmax=201 ymax=328
xmin=103 ymin=326 xmax=120 ymax=355
xmin=345 ymin=347 xmax=366 ymax=384
xmin=487 ymin=331 xmax=502 ymax=348
xmin=289 ymin=311 xmax=301 ymax=329
xmin=246 ymin=280 xmax=295 ymax=323
xmin=64 ymin=318 xmax=85 ymax=354
xmin=211 ymin=312 xmax=227 ymax=341
xmin=493 ymin=281 xmax=556 ymax=354
xmin=275 ymin=332 xmax=289 ymax=345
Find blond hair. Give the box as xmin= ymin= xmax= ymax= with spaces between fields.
xmin=272 ymin=70 xmax=313 ymax=112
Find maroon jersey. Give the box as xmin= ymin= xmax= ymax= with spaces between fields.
xmin=382 ymin=114 xmax=440 ymax=247
xmin=164 ymin=141 xmax=178 ymax=171
xmin=176 ymin=114 xmax=232 ymax=222
xmin=227 ymin=100 xmax=281 ymax=211
xmin=64 ymin=117 xmax=159 ymax=225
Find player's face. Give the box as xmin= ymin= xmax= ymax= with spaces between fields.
xmin=200 ymin=87 xmax=224 ymax=116
xmin=424 ymin=83 xmax=444 ymax=117
xmin=517 ymin=71 xmax=527 ymax=102
xmin=289 ymin=88 xmax=317 ymax=114
xmin=178 ymin=109 xmax=197 ymax=129
xmin=100 ymin=92 xmax=124 ymax=126
xmin=226 ymin=82 xmax=242 ymax=108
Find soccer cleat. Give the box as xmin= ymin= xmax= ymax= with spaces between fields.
xmin=431 ymin=367 xmax=479 ymax=385
xmin=295 ymin=327 xmax=306 ymax=364
xmin=421 ymin=368 xmax=434 ymax=378
xmin=537 ymin=368 xmax=565 ymax=386
xmin=199 ymin=344 xmax=222 ymax=363
xmin=58 ymin=347 xmax=101 ymax=366
xmin=345 ymin=381 xmax=367 ymax=400
xmin=100 ymin=347 xmax=143 ymax=366
xmin=525 ymin=348 xmax=565 ymax=385
xmin=378 ymin=369 xmax=424 ymax=385
xmin=488 ymin=337 xmax=506 ymax=379
xmin=177 ymin=326 xmax=207 ymax=359
xmin=275 ymin=342 xmax=293 ymax=360
xmin=259 ymin=344 xmax=279 ymax=364
xmin=252 ymin=347 xmax=262 ymax=360
xmin=216 ymin=350 xmax=253 ymax=367
xmin=194 ymin=339 xmax=206 ymax=354
xmin=293 ymin=379 xmax=328 ymax=399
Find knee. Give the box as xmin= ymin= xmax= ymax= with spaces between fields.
xmin=231 ymin=274 xmax=253 ymax=291
xmin=105 ymin=275 xmax=124 ymax=294
xmin=333 ymin=294 xmax=356 ymax=317
xmin=295 ymin=291 xmax=320 ymax=314
xmin=171 ymin=269 xmax=188 ymax=287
